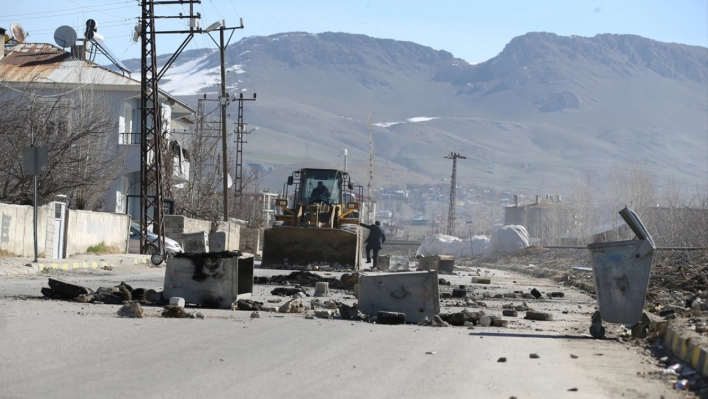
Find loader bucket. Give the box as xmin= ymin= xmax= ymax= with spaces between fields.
xmin=262 ymin=226 xmax=361 ymax=269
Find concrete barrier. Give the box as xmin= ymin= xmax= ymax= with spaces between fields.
xmin=0 ymin=201 xmax=130 ymax=258
xmin=239 ymin=228 xmax=260 ymax=254
xmin=0 ymin=202 xmax=51 ymax=257
xmin=65 ymin=209 xmax=130 ymax=255
xmin=164 ymin=215 xmax=241 ymax=251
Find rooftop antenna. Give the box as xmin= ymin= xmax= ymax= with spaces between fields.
xmin=10 ymin=21 xmax=28 ymax=43
xmin=53 ymin=26 xmax=77 ymax=48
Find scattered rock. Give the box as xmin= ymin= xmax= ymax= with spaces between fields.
xmin=432 ymin=315 xmax=449 ymax=327
xmin=529 ymin=353 xmax=540 ymax=359
xmin=117 ymin=302 xmax=145 ymax=318
xmin=315 ymin=309 xmax=336 ymax=319
xmin=339 ymin=304 xmax=363 ymax=320
xmin=525 ymin=311 xmax=553 ymax=321
xmin=377 ymin=311 xmax=406 ymax=325
xmin=503 ymin=310 xmax=518 ymax=317
xmin=271 ymin=287 xmax=305 ymax=297
xmin=250 ymin=311 xmax=260 ymax=318
xmin=440 ymin=309 xmax=482 ymax=326
xmin=189 ymin=311 xmax=206 ymax=319
xmin=547 ymin=292 xmax=565 ymax=298
xmin=492 ymin=317 xmax=509 ymax=327
xmin=47 ymin=278 xmax=93 ymax=299
xmin=234 ymin=299 xmax=263 ymax=311
xmin=452 ymin=288 xmax=467 ymax=298
xmin=145 ymin=289 xmax=165 ymax=304
xmin=570 ymin=354 xmax=578 ymax=359
xmin=278 ymin=297 xmax=305 ymax=313
xmin=478 ymin=316 xmax=492 ymax=327
xmin=93 ymin=287 xmax=125 ymax=305
xmin=75 ymin=294 xmax=95 ymax=303
xmin=162 ymin=305 xmax=188 ymax=318
xmin=530 ymin=288 xmax=542 ymax=299
xmin=498 ymin=357 xmax=507 ymax=363
xmin=131 ymin=288 xmax=147 ymax=301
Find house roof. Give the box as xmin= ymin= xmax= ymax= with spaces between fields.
xmin=0 ymin=43 xmax=194 ymax=115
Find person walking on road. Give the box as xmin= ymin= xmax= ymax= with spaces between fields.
xmin=359 ymin=221 xmax=386 ymax=269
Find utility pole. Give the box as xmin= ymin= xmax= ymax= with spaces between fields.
xmin=340 ymin=148 xmax=348 ymax=172
xmin=367 ymin=114 xmax=375 ymax=223
xmin=140 ymin=0 xmax=199 ymax=258
xmin=203 ymin=19 xmax=245 ymax=221
xmin=445 ymin=152 xmax=466 ymax=236
xmin=233 ymin=93 xmax=256 ymax=205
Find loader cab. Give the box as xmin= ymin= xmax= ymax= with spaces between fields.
xmin=299 ymin=169 xmax=342 ymax=205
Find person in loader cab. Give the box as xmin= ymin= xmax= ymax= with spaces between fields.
xmin=309 ymin=181 xmax=330 ymax=203
xmin=359 ymin=220 xmax=386 ymax=269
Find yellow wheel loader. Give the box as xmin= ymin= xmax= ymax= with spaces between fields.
xmin=262 ymin=168 xmax=363 ymax=269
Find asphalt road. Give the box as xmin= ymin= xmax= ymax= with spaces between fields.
xmin=0 ymin=263 xmax=685 ymax=399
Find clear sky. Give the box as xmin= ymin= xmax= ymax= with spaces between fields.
xmin=2 ymin=0 xmax=707 ymax=64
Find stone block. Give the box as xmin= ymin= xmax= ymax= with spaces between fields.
xmin=359 ymin=271 xmax=440 ymax=324
xmin=209 ymin=232 xmax=226 ymax=252
xmin=183 ymin=231 xmax=209 ymax=253
xmin=417 ymin=255 xmax=455 ymax=274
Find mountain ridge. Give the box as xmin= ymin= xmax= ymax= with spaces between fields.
xmin=117 ymin=31 xmax=708 ymax=195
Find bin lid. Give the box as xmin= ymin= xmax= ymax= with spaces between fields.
xmin=619 ymin=207 xmax=655 ymax=248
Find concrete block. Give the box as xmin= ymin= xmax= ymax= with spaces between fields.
xmin=209 ymin=232 xmax=226 ymax=252
xmin=169 ymin=297 xmax=185 ymax=307
xmin=416 ymin=255 xmax=455 ymax=274
xmin=359 ymin=271 xmax=440 ymax=324
xmin=163 ymin=254 xmax=253 ymax=309
xmin=313 ymin=282 xmax=330 ymax=297
xmin=183 ymin=231 xmax=209 ymax=253
xmin=377 ymin=255 xmax=391 ymax=271
xmin=525 ymin=311 xmax=553 ymax=321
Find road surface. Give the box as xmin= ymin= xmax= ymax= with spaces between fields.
xmin=0 ymin=261 xmax=686 ymax=398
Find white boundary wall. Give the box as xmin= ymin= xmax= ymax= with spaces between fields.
xmin=0 ymin=202 xmax=130 ymax=258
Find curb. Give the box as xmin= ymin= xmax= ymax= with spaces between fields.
xmin=36 ymin=257 xmax=148 ymax=271
xmin=664 ymin=326 xmax=708 ymax=377
xmin=37 ymin=261 xmax=107 ymax=271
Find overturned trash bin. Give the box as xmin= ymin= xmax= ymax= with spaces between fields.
xmin=163 ymin=251 xmax=254 ymax=309
xmin=586 ymin=207 xmax=655 ymax=339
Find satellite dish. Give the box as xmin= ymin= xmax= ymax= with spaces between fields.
xmin=10 ymin=22 xmax=27 ymax=43
xmin=54 ymin=26 xmax=77 ymax=48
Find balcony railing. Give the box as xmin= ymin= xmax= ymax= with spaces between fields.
xmin=119 ymin=132 xmax=141 ymax=145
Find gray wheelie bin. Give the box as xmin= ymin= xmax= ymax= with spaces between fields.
xmin=586 ymin=207 xmax=656 ymax=339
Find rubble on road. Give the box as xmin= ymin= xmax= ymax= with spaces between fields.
xmin=162 ymin=305 xmax=189 ymax=318
xmin=257 ymin=271 xmax=346 ymax=289
xmin=377 ymin=311 xmax=406 ymax=325
xmin=46 ymin=278 xmax=93 ymax=299
xmin=278 ymin=297 xmax=305 ymax=313
xmin=525 ymin=311 xmax=553 ymax=321
xmin=117 ymin=302 xmax=145 ymax=318
xmin=233 ymin=299 xmax=262 ymax=311
xmin=270 ymin=287 xmax=306 ymax=296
